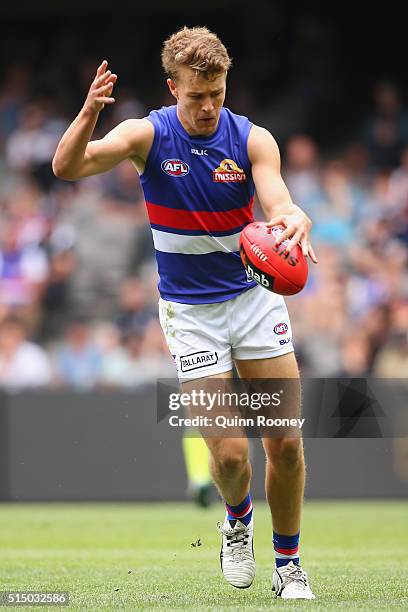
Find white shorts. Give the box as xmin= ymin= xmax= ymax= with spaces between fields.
xmin=159 ymin=285 xmax=294 ymax=381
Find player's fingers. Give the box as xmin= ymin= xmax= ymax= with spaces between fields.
xmin=275 ymin=225 xmax=296 ymax=245
xmin=266 ymin=215 xmax=287 ymax=228
xmin=96 ymin=97 xmax=115 ymax=105
xmin=96 ymin=60 xmax=108 ymax=76
xmin=301 ymin=238 xmax=309 ymax=257
xmin=285 ymin=229 xmax=303 ymax=253
xmin=94 ymin=70 xmax=112 ymax=87
xmin=94 ymin=83 xmax=114 ymax=96
xmin=308 ymin=243 xmax=319 ymax=264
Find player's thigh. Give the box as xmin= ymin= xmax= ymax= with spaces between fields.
xmin=182 ymin=371 xmax=249 ymax=464
xmin=236 ymin=353 xmax=302 ymax=443
xmin=235 ymin=352 xmax=301 ymax=418
xmin=236 ymin=353 xmax=304 ymax=464
xmin=234 ymin=351 xmax=300 ymax=379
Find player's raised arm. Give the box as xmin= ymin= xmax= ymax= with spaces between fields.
xmin=248 ymin=125 xmax=318 ymax=263
xmin=52 ymin=60 xmax=153 ymax=180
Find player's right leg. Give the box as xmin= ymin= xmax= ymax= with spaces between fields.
xmin=159 ymin=298 xmax=255 ymax=588
xmin=182 ymin=373 xmax=255 ymax=588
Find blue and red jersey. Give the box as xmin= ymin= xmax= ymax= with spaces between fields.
xmin=140 ymin=105 xmax=256 ymax=304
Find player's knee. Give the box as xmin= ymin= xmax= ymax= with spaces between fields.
xmin=266 ymin=438 xmax=303 ymax=468
xmin=213 ymin=449 xmax=248 ymax=476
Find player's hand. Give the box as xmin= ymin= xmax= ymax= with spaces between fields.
xmin=83 ymin=60 xmax=118 ymax=113
xmin=266 ymin=209 xmax=318 ymax=263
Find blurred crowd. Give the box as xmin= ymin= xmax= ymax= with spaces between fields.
xmin=0 ymin=65 xmax=407 ymax=389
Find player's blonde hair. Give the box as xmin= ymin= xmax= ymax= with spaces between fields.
xmin=161 ymin=26 xmax=232 ymax=81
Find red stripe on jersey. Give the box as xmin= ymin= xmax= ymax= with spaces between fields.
xmin=145 ymin=199 xmax=254 ymax=232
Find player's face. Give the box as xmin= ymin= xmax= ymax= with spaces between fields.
xmin=167 ymin=67 xmax=226 ymax=136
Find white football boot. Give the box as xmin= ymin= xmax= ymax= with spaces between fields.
xmin=218 ymin=516 xmax=256 ymax=588
xmin=272 ymin=560 xmax=315 ymax=599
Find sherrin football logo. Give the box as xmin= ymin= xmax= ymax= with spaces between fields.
xmin=161 ymin=159 xmax=190 ymax=177
xmin=213 ymin=159 xmax=246 ymax=182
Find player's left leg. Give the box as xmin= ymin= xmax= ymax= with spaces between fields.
xmin=235 ymin=352 xmax=315 ymax=599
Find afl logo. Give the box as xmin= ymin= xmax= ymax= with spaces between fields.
xmin=161 ymin=159 xmax=190 ymax=177
xmin=274 ymin=323 xmax=288 ymax=335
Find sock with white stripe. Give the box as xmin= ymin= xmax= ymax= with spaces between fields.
xmin=225 ymin=493 xmax=253 ymax=526
xmin=273 ymin=531 xmax=300 ymax=567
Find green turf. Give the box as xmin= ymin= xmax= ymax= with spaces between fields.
xmin=0 ymin=501 xmax=407 ymax=611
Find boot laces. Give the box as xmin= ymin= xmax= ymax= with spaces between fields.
xmin=218 ymin=522 xmax=251 ymax=563
xmin=281 ymin=564 xmax=308 ymax=588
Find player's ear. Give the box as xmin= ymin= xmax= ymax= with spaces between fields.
xmin=167 ymin=78 xmax=178 ymax=100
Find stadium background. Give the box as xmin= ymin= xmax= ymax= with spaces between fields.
xmin=0 ymin=4 xmax=407 ymax=495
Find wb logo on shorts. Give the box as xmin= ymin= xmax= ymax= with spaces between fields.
xmin=180 ymin=351 xmax=218 ymax=373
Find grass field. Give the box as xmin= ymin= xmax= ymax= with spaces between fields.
xmin=0 ymin=501 xmax=407 ymax=611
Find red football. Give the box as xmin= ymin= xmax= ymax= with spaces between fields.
xmin=239 ymin=222 xmax=308 ymax=295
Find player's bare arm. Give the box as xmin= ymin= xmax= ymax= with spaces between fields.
xmin=52 ymin=60 xmax=154 ymax=180
xmin=248 ymin=125 xmax=318 ymax=263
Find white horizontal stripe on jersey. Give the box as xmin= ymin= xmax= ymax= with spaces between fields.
xmin=151 ymin=228 xmax=241 ymax=255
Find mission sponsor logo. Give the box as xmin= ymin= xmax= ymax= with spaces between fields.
xmin=161 ymin=159 xmax=190 ymax=177
xmin=180 ymin=350 xmax=218 ymax=373
xmin=213 ymin=159 xmax=247 ymax=182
